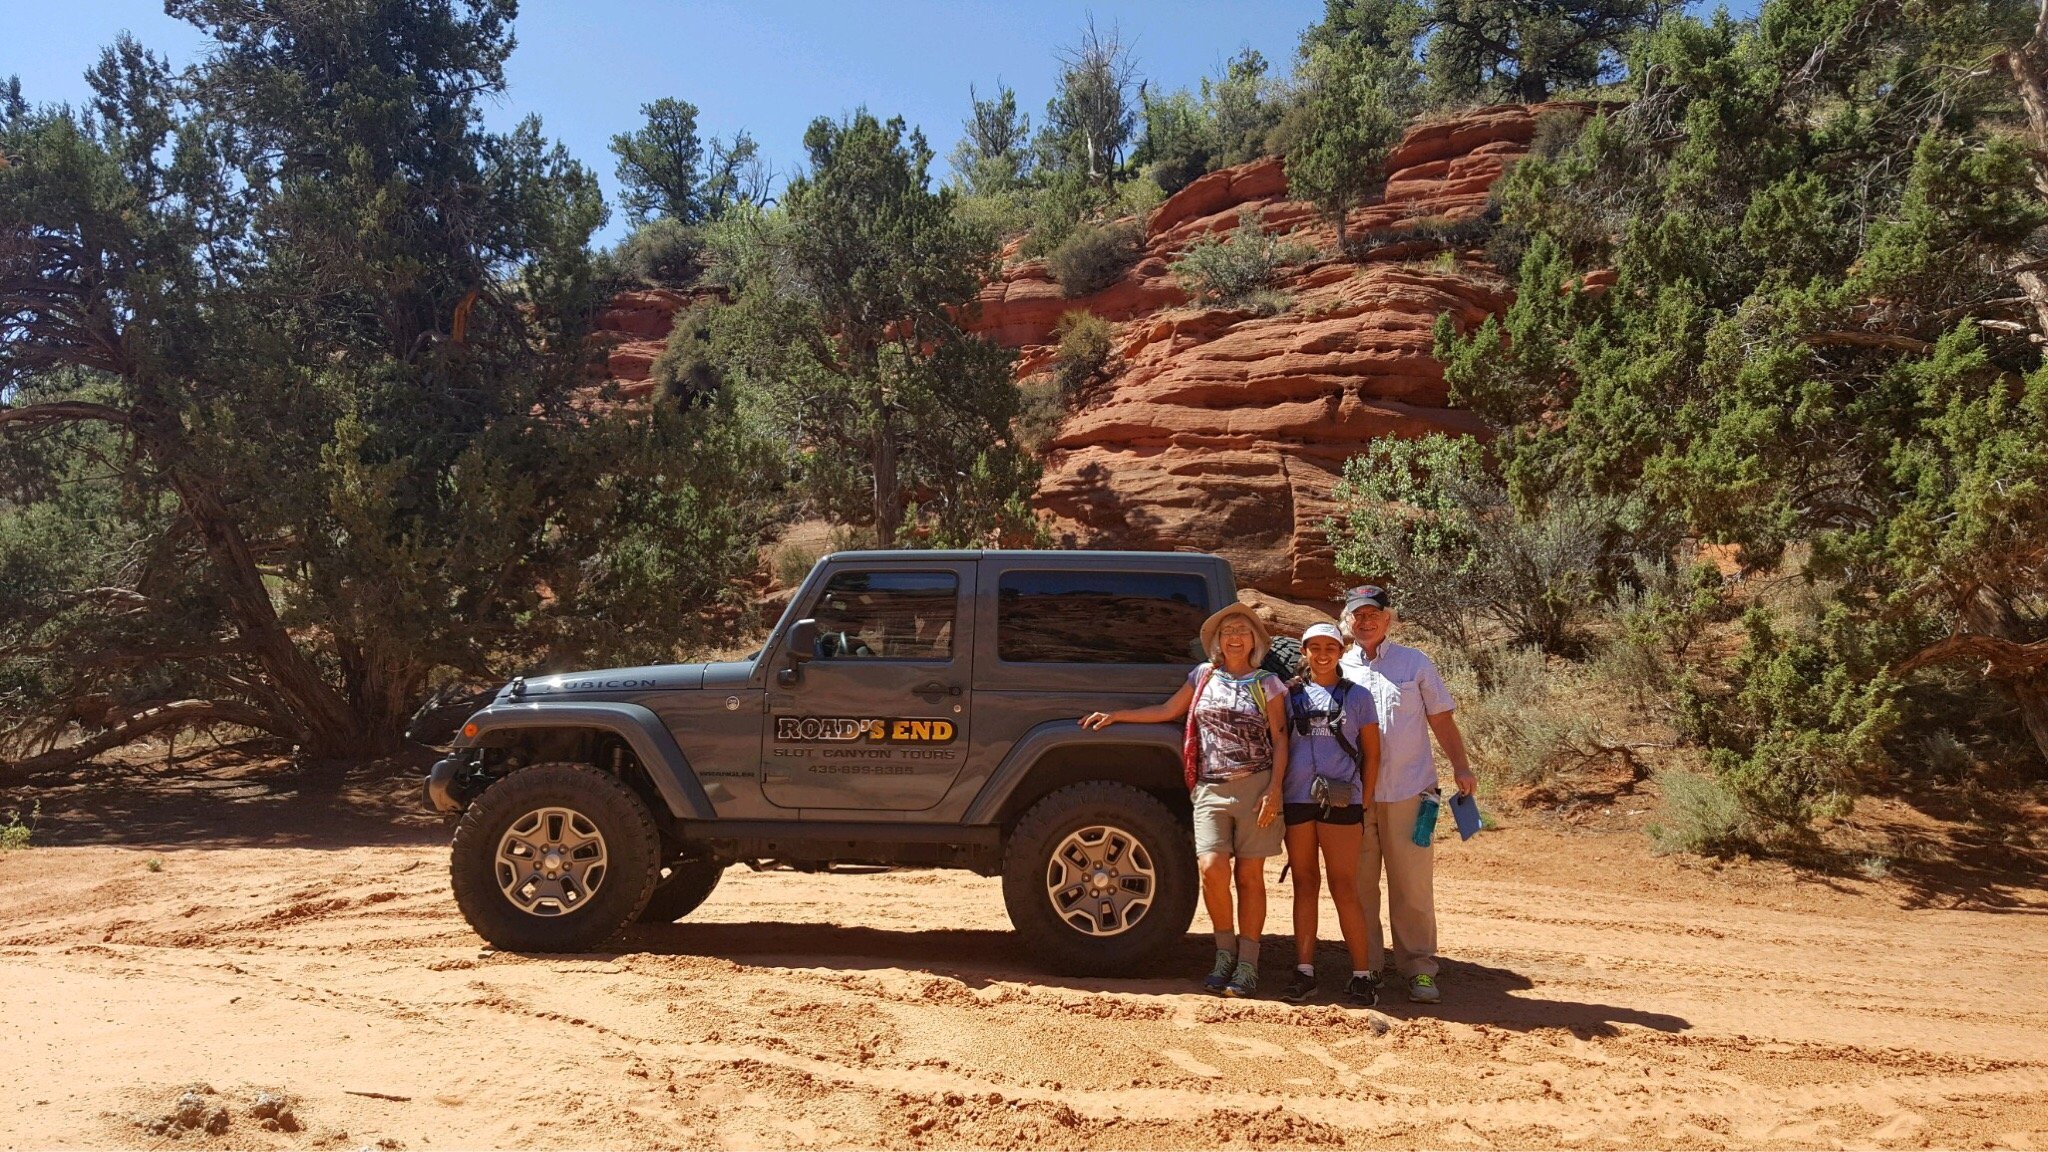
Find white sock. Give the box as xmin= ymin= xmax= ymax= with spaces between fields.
xmin=1297 ymin=964 xmax=1315 ymax=977
xmin=1352 ymin=970 xmax=1369 ymax=979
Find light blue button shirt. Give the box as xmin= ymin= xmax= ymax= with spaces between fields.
xmin=1340 ymin=639 xmax=1456 ymax=803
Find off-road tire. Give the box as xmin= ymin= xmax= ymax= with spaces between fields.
xmin=1001 ymin=781 xmax=1198 ymax=976
xmin=449 ymin=762 xmax=661 ymax=952
xmin=636 ymin=858 xmax=725 ymax=923
xmin=1262 ymin=635 xmax=1304 ymax=681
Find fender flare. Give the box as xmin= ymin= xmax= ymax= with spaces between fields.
xmin=452 ymin=702 xmax=714 ymax=819
xmin=962 ymin=719 xmax=1185 ymax=825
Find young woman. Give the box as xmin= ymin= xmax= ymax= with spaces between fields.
xmin=1081 ymin=603 xmax=1288 ymax=997
xmin=1279 ymin=623 xmax=1382 ymax=1005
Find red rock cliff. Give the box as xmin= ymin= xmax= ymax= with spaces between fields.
xmin=966 ymin=104 xmax=1560 ymax=610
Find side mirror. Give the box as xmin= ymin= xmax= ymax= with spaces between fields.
xmin=787 ymin=619 xmax=820 ymax=662
xmin=779 ymin=618 xmax=819 ymax=686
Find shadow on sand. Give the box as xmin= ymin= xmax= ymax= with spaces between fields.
xmin=618 ymin=920 xmax=1691 ymax=1037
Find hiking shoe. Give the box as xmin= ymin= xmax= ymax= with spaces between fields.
xmin=1223 ymin=960 xmax=1259 ymax=998
xmin=1407 ymin=973 xmax=1441 ymax=1004
xmin=1202 ymin=949 xmax=1236 ymax=995
xmin=1281 ymin=969 xmax=1319 ymax=1004
xmin=1345 ymin=973 xmax=1380 ymax=1006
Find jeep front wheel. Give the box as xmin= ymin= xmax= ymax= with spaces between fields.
xmin=1001 ymin=781 xmax=1197 ymax=976
xmin=449 ymin=762 xmax=661 ymax=952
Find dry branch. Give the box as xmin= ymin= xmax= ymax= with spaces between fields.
xmin=5 ymin=699 xmax=282 ymax=774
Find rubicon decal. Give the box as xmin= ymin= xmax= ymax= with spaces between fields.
xmin=774 ymin=716 xmax=958 ymax=743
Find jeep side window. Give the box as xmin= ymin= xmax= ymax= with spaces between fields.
xmin=805 ymin=570 xmax=958 ymax=660
xmin=996 ymin=569 xmax=1209 ymax=663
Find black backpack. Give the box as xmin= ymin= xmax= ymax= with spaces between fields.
xmin=1288 ymin=680 xmax=1362 ymax=773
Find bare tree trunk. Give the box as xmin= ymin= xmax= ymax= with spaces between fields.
xmin=154 ymin=452 xmax=362 ymax=756
xmin=872 ymin=409 xmax=901 ymax=547
xmin=1965 ymin=589 xmax=2048 ymax=768
xmin=2008 ymin=1 xmax=2048 ymax=194
xmin=339 ymin=639 xmax=420 ymax=758
xmin=2012 ymin=678 xmax=2048 ymax=767
xmin=2005 ymin=3 xmax=2048 ymax=336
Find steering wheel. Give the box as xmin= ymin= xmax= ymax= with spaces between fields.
xmin=819 ymin=631 xmax=876 ymax=659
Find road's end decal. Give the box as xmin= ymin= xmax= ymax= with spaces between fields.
xmin=774 ymin=716 xmax=958 ymax=744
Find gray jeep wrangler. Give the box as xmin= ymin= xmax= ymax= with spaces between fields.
xmin=427 ymin=549 xmax=1263 ymax=974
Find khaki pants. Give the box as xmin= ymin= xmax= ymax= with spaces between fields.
xmin=1357 ymin=793 xmax=1437 ymax=978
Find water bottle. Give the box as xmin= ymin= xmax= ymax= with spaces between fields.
xmin=1411 ymin=789 xmax=1441 ymax=847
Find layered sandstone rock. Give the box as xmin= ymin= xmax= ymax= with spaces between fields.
xmin=591 ymin=288 xmax=692 ymax=399
xmin=974 ymin=104 xmax=1565 ymax=609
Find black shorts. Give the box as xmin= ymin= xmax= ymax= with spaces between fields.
xmin=1284 ymin=802 xmax=1365 ymax=827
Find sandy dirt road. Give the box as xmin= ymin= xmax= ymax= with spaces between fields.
xmin=2 ymin=762 xmax=2046 ymax=1149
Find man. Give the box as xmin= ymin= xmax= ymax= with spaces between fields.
xmin=1338 ymin=584 xmax=1475 ymax=1005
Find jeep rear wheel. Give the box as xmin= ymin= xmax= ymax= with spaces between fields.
xmin=636 ymin=857 xmax=724 ymax=923
xmin=1001 ymin=782 xmax=1197 ymax=976
xmin=449 ymin=762 xmax=661 ymax=952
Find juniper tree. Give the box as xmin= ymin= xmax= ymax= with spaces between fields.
xmin=718 ymin=111 xmax=1036 ymax=548
xmin=1394 ymin=0 xmax=2048 ymax=828
xmin=1 ymin=3 xmax=774 ymax=763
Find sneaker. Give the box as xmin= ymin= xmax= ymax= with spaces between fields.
xmin=1281 ymin=969 xmax=1319 ymax=1004
xmin=1223 ymin=960 xmax=1259 ymax=998
xmin=1202 ymin=949 xmax=1236 ymax=994
xmin=1345 ymin=973 xmax=1380 ymax=1006
xmin=1407 ymin=973 xmax=1441 ymax=1004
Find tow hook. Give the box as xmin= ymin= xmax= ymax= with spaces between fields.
xmin=425 ymin=756 xmax=476 ymax=813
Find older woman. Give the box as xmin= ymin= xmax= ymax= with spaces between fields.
xmin=1082 ymin=603 xmax=1288 ymax=997
xmin=1338 ymin=584 xmax=1474 ymax=1006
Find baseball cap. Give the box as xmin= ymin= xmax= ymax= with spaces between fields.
xmin=1301 ymin=622 xmax=1345 ymax=647
xmin=1342 ymin=584 xmax=1392 ymax=617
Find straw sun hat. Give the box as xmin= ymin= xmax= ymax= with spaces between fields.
xmin=1198 ymin=603 xmax=1270 ymax=666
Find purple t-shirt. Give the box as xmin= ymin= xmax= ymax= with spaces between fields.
xmin=1283 ymin=678 xmax=1379 ymax=804
xmin=1185 ymin=664 xmax=1287 ymax=784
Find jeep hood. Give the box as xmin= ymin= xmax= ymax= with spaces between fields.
xmin=506 ymin=660 xmax=755 ymax=698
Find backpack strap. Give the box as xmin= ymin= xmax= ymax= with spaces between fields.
xmin=1328 ymin=680 xmax=1362 ymax=776
xmin=1181 ymin=664 xmax=1214 ymax=791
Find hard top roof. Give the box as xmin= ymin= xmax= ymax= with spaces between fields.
xmin=821 ymin=548 xmax=1224 ymax=564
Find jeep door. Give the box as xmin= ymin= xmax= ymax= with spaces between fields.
xmin=761 ymin=562 xmax=975 ymax=811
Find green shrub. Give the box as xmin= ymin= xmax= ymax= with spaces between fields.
xmin=1170 ymin=208 xmax=1314 ymax=308
xmin=1348 ymin=213 xmax=1493 ymax=259
xmin=1593 ymin=557 xmax=1729 ymax=710
xmin=1686 ymin=607 xmax=1896 ymax=840
xmin=773 ymin=543 xmax=819 ymax=588
xmin=1047 ymin=219 xmax=1144 ymax=297
xmin=616 ymin=217 xmax=703 ymax=286
xmin=1438 ymin=644 xmax=1606 ymax=791
xmin=1014 ymin=377 xmax=1066 ymax=457
xmin=1116 ymin=178 xmax=1166 ymax=222
xmin=0 ymin=801 xmax=36 ymax=852
xmin=1052 ymin=311 xmax=1115 ymax=393
xmin=1019 ymin=170 xmax=1111 ymax=258
xmin=1328 ymin=434 xmax=1643 ymax=656
xmin=1647 ymin=769 xmax=1752 ymax=856
xmin=649 ymin=302 xmax=723 ymax=407
xmin=954 ymin=189 xmax=1033 ymax=248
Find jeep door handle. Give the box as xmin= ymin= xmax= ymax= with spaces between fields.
xmin=913 ymin=681 xmax=962 ymax=702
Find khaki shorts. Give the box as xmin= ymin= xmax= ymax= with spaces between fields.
xmin=1191 ymin=770 xmax=1285 ymax=859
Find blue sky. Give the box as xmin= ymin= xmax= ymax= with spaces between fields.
xmin=5 ymin=2 xmax=1761 ymax=245
xmin=6 ymin=1 xmax=1324 ymax=242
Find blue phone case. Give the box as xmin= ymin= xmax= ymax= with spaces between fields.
xmin=1449 ymin=791 xmax=1482 ymax=840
